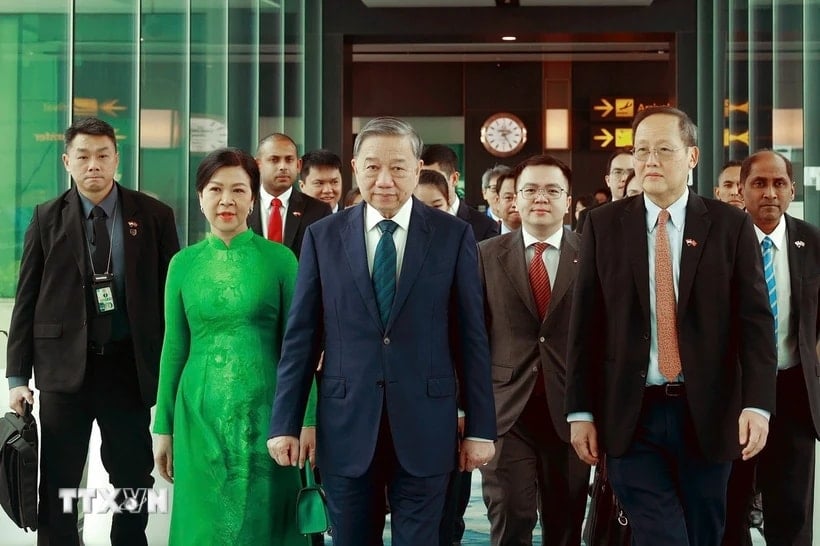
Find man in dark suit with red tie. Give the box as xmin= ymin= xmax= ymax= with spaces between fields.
xmin=250 ymin=133 xmax=331 ymax=258
xmin=722 ymin=150 xmax=820 ymax=546
xmin=478 ymin=154 xmax=589 ymax=546
xmin=566 ymin=106 xmax=777 ymax=546
xmin=6 ymin=117 xmax=179 ymax=545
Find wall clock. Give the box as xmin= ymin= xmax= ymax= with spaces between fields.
xmin=190 ymin=116 xmax=228 ymax=153
xmin=480 ymin=112 xmax=527 ymax=157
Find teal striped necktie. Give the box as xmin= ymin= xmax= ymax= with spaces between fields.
xmin=761 ymin=236 xmax=778 ymax=339
xmin=372 ymin=220 xmax=398 ymax=327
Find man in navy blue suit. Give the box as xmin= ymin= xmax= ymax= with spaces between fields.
xmin=268 ymin=117 xmax=496 ymax=546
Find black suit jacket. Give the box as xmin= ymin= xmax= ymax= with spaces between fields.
xmin=457 ymin=200 xmax=499 ymax=242
xmin=566 ymin=192 xmax=777 ymax=461
xmin=784 ymin=214 xmax=820 ymax=438
xmin=479 ymin=227 xmax=579 ymax=443
xmin=6 ymin=184 xmax=179 ymax=407
xmin=248 ymin=189 xmax=332 ymax=259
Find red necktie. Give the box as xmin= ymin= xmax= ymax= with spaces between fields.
xmin=529 ymin=242 xmax=551 ymax=320
xmin=655 ymin=209 xmax=682 ymax=381
xmin=268 ymin=198 xmax=283 ymax=243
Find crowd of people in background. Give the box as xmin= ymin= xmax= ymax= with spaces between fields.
xmin=5 ymin=106 xmax=819 ymax=546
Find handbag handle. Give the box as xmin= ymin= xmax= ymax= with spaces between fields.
xmin=303 ymin=464 xmax=317 ymax=487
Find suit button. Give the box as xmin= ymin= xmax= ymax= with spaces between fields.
xmin=383 ymin=337 xmax=390 ymax=345
xmin=376 ymin=380 xmax=385 ymax=388
xmin=532 ymin=366 xmax=538 ymax=373
xmin=539 ymin=336 xmax=545 ymax=343
xmin=640 ymin=370 xmax=647 ymax=378
xmin=643 ymin=333 xmax=650 ymax=341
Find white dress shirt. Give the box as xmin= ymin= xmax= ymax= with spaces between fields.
xmin=522 ymin=227 xmax=563 ymax=288
xmin=448 ymin=196 xmax=460 ymax=217
xmin=365 ymin=198 xmax=412 ymax=279
xmin=259 ymin=186 xmax=293 ymax=239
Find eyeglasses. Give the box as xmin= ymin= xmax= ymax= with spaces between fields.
xmin=518 ymin=186 xmax=568 ymax=200
xmin=632 ymin=147 xmax=683 ymax=162
xmin=609 ymin=168 xmax=633 ymax=178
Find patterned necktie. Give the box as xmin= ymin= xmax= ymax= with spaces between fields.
xmin=91 ymin=206 xmax=111 ymax=273
xmin=655 ymin=209 xmax=682 ymax=382
xmin=268 ymin=198 xmax=283 ymax=243
xmin=529 ymin=242 xmax=551 ymax=320
xmin=761 ymin=236 xmax=778 ymax=338
xmin=372 ymin=220 xmax=398 ymax=327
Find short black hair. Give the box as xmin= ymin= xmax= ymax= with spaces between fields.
xmin=420 ymin=144 xmax=459 ymax=177
xmin=300 ymin=149 xmax=342 ymax=180
xmin=65 ymin=117 xmax=117 ymax=152
xmin=195 ymin=147 xmax=260 ymax=197
xmin=511 ymin=154 xmax=572 ymax=193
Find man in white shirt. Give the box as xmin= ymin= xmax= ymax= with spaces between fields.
xmin=249 ymin=133 xmax=331 ymax=258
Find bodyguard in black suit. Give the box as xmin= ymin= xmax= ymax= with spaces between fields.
xmin=6 ymin=117 xmax=180 ymax=546
xmin=421 ymin=144 xmax=499 ymax=243
xmin=250 ymin=133 xmax=331 ymax=258
xmin=723 ymin=150 xmax=820 ymax=546
xmin=566 ymin=107 xmax=776 ymax=546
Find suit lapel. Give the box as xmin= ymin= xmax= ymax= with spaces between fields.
xmin=546 ymin=227 xmax=578 ymax=320
xmin=623 ymin=197 xmax=651 ymax=325
xmin=341 ymin=203 xmax=383 ymax=331
xmin=498 ymin=231 xmax=540 ymax=321
xmin=118 ymin=185 xmax=142 ymax=291
xmin=389 ymin=199 xmax=433 ymax=330
xmin=785 ymin=215 xmax=804 ymax=314
xmin=677 ymin=193 xmax=710 ymax=320
xmin=284 ymin=190 xmax=304 ymax=248
xmin=248 ymin=203 xmax=263 ymax=236
xmin=63 ymin=188 xmax=87 ymax=278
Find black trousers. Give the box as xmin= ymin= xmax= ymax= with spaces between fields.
xmin=608 ymin=388 xmax=732 ymax=546
xmin=36 ymin=350 xmax=153 ymax=546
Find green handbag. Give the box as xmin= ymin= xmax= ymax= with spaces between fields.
xmin=296 ymin=464 xmax=330 ymax=535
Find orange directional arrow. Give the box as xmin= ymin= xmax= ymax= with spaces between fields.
xmin=593 ymin=98 xmax=614 ymax=118
xmin=101 ymin=99 xmax=127 ymax=117
xmin=593 ymin=128 xmax=614 ymax=148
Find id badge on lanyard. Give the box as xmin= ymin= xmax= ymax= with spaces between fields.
xmin=91 ymin=273 xmax=117 ymax=315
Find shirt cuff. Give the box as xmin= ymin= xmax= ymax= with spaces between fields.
xmin=566 ymin=411 xmax=594 ymax=423
xmin=8 ymin=376 xmax=29 ymax=390
xmin=464 ymin=437 xmax=493 ymax=442
xmin=457 ymin=408 xmax=466 ymax=418
xmin=743 ymin=407 xmax=770 ymax=421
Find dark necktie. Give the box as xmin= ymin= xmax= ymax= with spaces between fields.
xmin=372 ymin=220 xmax=398 ymax=327
xmin=655 ymin=209 xmax=682 ymax=381
xmin=92 ymin=206 xmax=111 ymax=273
xmin=529 ymin=242 xmax=551 ymax=320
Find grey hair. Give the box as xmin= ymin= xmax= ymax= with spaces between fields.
xmin=481 ymin=164 xmax=512 ymax=189
xmin=353 ymin=117 xmax=423 ymax=160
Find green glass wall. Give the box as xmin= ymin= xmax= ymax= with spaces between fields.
xmin=0 ymin=0 xmax=321 ymax=297
xmin=697 ymin=0 xmax=818 ymax=225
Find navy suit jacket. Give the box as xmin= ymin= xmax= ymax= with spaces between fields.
xmin=270 ymin=198 xmax=496 ymax=478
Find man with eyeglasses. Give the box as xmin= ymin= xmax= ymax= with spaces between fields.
xmin=496 ymin=172 xmax=521 ymax=234
xmin=482 ymin=164 xmax=511 ymax=224
xmin=605 ymin=148 xmax=635 ymax=202
xmin=566 ymin=106 xmax=776 ymax=546
xmin=478 ymin=154 xmax=589 ymax=546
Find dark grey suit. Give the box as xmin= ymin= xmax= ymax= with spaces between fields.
xmin=478 ymin=227 xmax=589 ymax=546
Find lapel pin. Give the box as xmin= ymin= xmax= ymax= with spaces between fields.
xmin=572 ymin=258 xmax=579 ymax=264
xmin=127 ymin=220 xmax=139 ymax=236
xmin=292 ymin=211 xmax=302 ymax=217
xmin=795 ymin=240 xmax=805 ymax=248
xmin=685 ymin=238 xmax=698 ymax=247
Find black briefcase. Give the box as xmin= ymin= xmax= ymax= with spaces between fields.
xmin=583 ymin=456 xmax=632 ymax=546
xmin=0 ymin=403 xmax=38 ymax=531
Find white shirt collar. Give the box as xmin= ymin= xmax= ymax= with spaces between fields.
xmin=644 ymin=189 xmax=688 ymax=234
xmin=448 ymin=196 xmax=460 ymax=216
xmin=365 ymin=197 xmax=413 ymax=233
xmin=260 ymin=185 xmax=293 ymax=209
xmin=522 ymin=226 xmax=564 ymax=250
xmin=753 ymin=216 xmax=787 ymax=249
